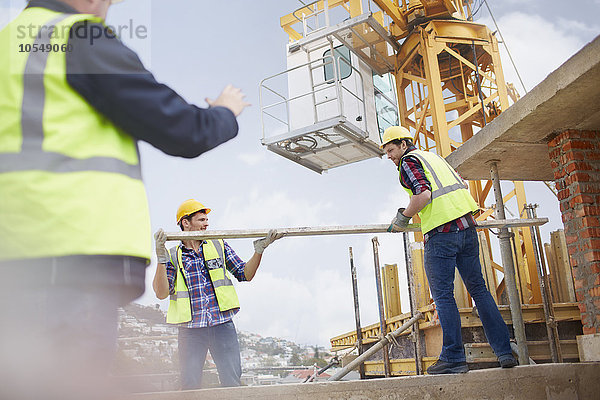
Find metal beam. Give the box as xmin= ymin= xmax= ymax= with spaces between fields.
xmin=165 ymin=218 xmax=548 ymax=241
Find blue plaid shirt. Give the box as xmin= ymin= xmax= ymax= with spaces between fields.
xmin=166 ymin=241 xmax=247 ymax=328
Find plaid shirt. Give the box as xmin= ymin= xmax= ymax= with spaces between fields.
xmin=399 ymin=146 xmax=475 ymax=239
xmin=166 ymin=241 xmax=246 ymax=328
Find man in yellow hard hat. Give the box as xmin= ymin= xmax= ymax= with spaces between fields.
xmin=152 ymin=200 xmax=282 ymax=389
xmin=381 ymin=126 xmax=517 ymax=374
xmin=0 ymin=1 xmax=249 ymax=398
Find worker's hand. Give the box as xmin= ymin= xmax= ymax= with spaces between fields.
xmin=253 ymin=229 xmax=284 ymax=254
xmin=387 ymin=208 xmax=411 ymax=232
xmin=154 ymin=229 xmax=169 ymax=264
xmin=206 ymin=84 xmax=251 ymax=117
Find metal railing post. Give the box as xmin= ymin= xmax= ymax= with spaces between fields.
xmin=488 ymin=161 xmax=529 ymax=365
xmin=348 ymin=247 xmax=365 ymax=379
xmin=524 ymin=204 xmax=563 ymax=363
xmin=403 ymin=232 xmax=423 ymax=375
xmin=371 ymin=237 xmax=391 ymax=377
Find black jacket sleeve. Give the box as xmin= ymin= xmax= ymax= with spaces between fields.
xmin=65 ymin=22 xmax=238 ymax=158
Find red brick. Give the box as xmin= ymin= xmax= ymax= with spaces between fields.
xmin=563 ymin=140 xmax=595 ymax=152
xmin=581 ymin=216 xmax=600 ymax=228
xmin=565 ymin=172 xmax=591 ymax=185
xmin=580 ymin=228 xmax=600 ymax=238
xmin=575 ymin=130 xmax=600 ymax=140
xmin=589 ymin=286 xmax=600 ymax=298
xmin=583 ymin=239 xmax=600 ymax=250
xmin=574 ymin=278 xmax=584 ymax=290
xmin=548 ymin=148 xmax=561 ymax=160
xmin=583 ymin=326 xmax=597 ymax=334
xmin=564 ymin=150 xmax=587 ymax=162
xmin=575 ymin=206 xmax=600 ymax=218
xmin=591 ymin=263 xmax=600 ymax=274
xmin=584 ymin=251 xmax=600 ymax=263
xmin=578 ymin=302 xmax=587 ymax=312
xmin=577 ymin=290 xmax=585 ymax=302
xmin=587 ymin=151 xmax=600 ymax=161
xmin=565 ymin=234 xmax=579 ymax=245
xmin=570 ymin=194 xmax=596 ymax=206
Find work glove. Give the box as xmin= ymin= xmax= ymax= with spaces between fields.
xmin=154 ymin=229 xmax=169 ymax=264
xmin=387 ymin=208 xmax=411 ymax=232
xmin=253 ymin=229 xmax=284 ymax=254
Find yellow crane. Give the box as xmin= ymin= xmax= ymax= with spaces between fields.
xmin=261 ymin=0 xmax=577 ymax=374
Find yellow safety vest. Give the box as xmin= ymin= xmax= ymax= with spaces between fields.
xmin=400 ymin=149 xmax=478 ymax=234
xmin=166 ymin=240 xmax=240 ymax=324
xmin=0 ymin=8 xmax=151 ymax=261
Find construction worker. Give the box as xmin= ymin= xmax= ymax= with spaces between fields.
xmin=0 ymin=0 xmax=249 ymax=398
xmin=152 ymin=200 xmax=283 ymax=389
xmin=381 ymin=126 xmax=517 ymax=374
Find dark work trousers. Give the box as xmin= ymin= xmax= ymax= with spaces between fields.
xmin=178 ymin=321 xmax=242 ymax=389
xmin=424 ymin=227 xmax=513 ymax=362
xmin=0 ymin=256 xmax=146 ymax=400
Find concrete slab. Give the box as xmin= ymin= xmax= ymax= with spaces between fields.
xmin=577 ymin=333 xmax=600 ymax=361
xmin=128 ymin=363 xmax=600 ymax=400
xmin=446 ymin=35 xmax=600 ymax=181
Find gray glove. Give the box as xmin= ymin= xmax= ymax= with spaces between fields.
xmin=253 ymin=229 xmax=284 ymax=254
xmin=387 ymin=208 xmax=411 ymax=232
xmin=154 ymin=229 xmax=169 ymax=264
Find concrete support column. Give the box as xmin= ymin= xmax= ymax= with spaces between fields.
xmin=548 ymin=129 xmax=600 ymax=334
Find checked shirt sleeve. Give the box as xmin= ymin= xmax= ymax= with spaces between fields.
xmin=400 ymin=156 xmax=432 ymax=195
xmin=223 ymin=241 xmax=247 ymax=282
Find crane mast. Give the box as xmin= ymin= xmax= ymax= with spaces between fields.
xmin=273 ymin=0 xmax=542 ymax=306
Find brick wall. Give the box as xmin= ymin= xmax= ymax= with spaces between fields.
xmin=548 ymin=129 xmax=600 ymax=334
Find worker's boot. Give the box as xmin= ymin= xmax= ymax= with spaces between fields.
xmin=498 ymin=354 xmax=518 ymax=368
xmin=426 ymin=359 xmax=469 ymax=374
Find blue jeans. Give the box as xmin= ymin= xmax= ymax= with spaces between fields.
xmin=178 ymin=321 xmax=242 ymax=389
xmin=424 ymin=227 xmax=512 ymax=362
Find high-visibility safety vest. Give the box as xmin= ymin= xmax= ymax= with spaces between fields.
xmin=0 ymin=8 xmax=151 ymax=261
xmin=400 ymin=149 xmax=478 ymax=234
xmin=166 ymin=239 xmax=240 ymax=324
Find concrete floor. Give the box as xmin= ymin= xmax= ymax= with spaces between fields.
xmin=128 ymin=362 xmax=600 ymax=400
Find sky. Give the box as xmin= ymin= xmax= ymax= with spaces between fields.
xmin=1 ymin=0 xmax=599 ymax=347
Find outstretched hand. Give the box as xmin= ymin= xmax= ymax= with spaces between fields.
xmin=206 ymin=84 xmax=251 ymax=116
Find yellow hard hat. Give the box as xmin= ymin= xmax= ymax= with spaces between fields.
xmin=176 ymin=199 xmax=211 ymax=224
xmin=380 ymin=126 xmax=412 ymax=148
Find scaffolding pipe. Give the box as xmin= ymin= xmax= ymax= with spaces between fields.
xmin=488 ymin=161 xmax=530 ymax=365
xmin=328 ymin=312 xmax=424 ymax=381
xmin=524 ymin=204 xmax=563 ymax=363
xmin=403 ymin=232 xmax=423 ymax=375
xmin=348 ymin=247 xmax=365 ymax=379
xmin=164 ymin=218 xmax=548 ymax=241
xmin=371 ymin=237 xmax=391 ymax=378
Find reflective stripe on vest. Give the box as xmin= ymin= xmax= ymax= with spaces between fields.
xmin=166 ymin=246 xmax=192 ymax=324
xmin=400 ymin=149 xmax=478 ymax=234
xmin=0 ymin=13 xmax=141 ymax=180
xmin=202 ymin=239 xmax=240 ymax=312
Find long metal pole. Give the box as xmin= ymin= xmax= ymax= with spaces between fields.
xmin=488 ymin=161 xmax=529 ymax=365
xmin=371 ymin=237 xmax=391 ymax=377
xmin=165 ymin=219 xmax=548 ymax=241
xmin=328 ymin=312 xmax=423 ymax=381
xmin=525 ymin=204 xmax=562 ymax=363
xmin=403 ymin=232 xmax=423 ymax=375
xmin=348 ymin=247 xmax=365 ymax=379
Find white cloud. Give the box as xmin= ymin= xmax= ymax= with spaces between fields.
xmin=480 ymin=12 xmax=589 ymax=92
